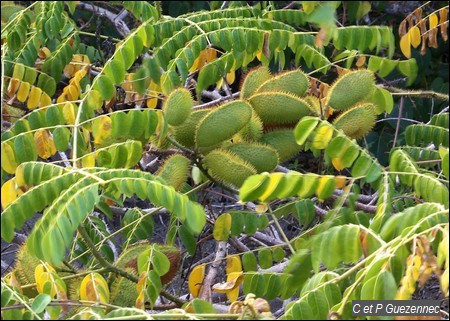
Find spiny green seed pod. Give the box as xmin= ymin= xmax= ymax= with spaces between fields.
xmin=203 ymin=149 xmax=257 ymax=187
xmin=163 ymin=87 xmax=193 ymax=126
xmin=235 ymin=111 xmax=264 ymax=142
xmin=59 ymin=271 xmax=84 ymax=300
xmin=13 ymin=243 xmax=41 ymax=297
xmin=173 ymin=109 xmax=211 ymax=148
xmin=240 ymin=66 xmax=272 ymax=99
xmin=109 ymin=267 xmax=138 ymax=307
xmin=248 ymin=92 xmax=316 ymax=124
xmin=256 ymin=69 xmax=309 ymax=97
xmin=326 ymin=70 xmax=375 ymax=111
xmin=156 ymin=154 xmax=191 ymax=190
xmin=260 ymin=129 xmax=303 ymax=162
xmin=303 ymin=95 xmax=322 ymax=117
xmin=195 ymin=100 xmax=252 ymax=148
xmin=332 ymin=103 xmax=377 ymax=139
xmin=226 ymin=142 xmax=279 ymax=173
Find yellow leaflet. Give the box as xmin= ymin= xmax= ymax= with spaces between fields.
xmin=355 ymin=56 xmax=366 ymax=67
xmin=1 ymin=178 xmax=18 ymax=209
xmin=429 ymin=13 xmax=439 ymax=29
xmin=135 ymin=272 xmax=148 ymax=309
xmin=80 ymin=273 xmax=109 ymax=303
xmin=226 ymin=256 xmax=242 ymax=275
xmin=93 ymin=115 xmax=112 ymax=145
xmin=81 ymin=154 xmax=95 ymax=168
xmin=259 ymin=172 xmax=284 ymax=202
xmin=35 ymin=264 xmax=57 ymax=297
xmin=302 ymin=1 xmax=318 ymax=14
xmin=16 ymin=81 xmax=30 ymax=103
xmin=28 ymin=86 xmax=42 ymax=110
xmin=400 ymin=34 xmax=411 ymax=58
xmin=213 ymin=213 xmax=232 ymax=241
xmin=312 ymin=123 xmax=333 ymax=150
xmin=334 ymin=175 xmax=347 ymax=189
xmin=7 ymin=78 xmax=20 ymax=96
xmin=34 ymin=129 xmax=57 ymax=159
xmin=188 ymin=264 xmax=205 ymax=298
xmin=38 ymin=47 xmax=51 ymax=59
xmin=331 ymin=157 xmax=345 ymax=171
xmin=212 ymin=272 xmax=243 ymax=293
xmin=1 ymin=142 xmax=18 ymax=174
xmin=315 ymin=176 xmax=335 ymax=201
xmin=409 ymin=26 xmax=421 ymax=48
xmin=146 ymin=81 xmax=160 ymax=109
xmin=40 ymin=92 xmax=52 ymax=107
xmin=63 ymin=103 xmax=76 ymax=124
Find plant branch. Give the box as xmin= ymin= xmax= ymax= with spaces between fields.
xmin=381 ymin=86 xmax=449 ymax=101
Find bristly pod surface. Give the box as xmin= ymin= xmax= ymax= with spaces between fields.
xmin=156 ymin=154 xmax=191 ymax=190
xmin=163 ymin=87 xmax=193 ymax=126
xmin=173 ymin=109 xmax=211 ymax=148
xmin=248 ymin=92 xmax=317 ymax=124
xmin=332 ymin=103 xmax=377 ymax=139
xmin=203 ymin=149 xmax=257 ymax=188
xmin=226 ymin=142 xmax=279 ymax=173
xmin=260 ymin=129 xmax=303 ymax=162
xmin=195 ymin=100 xmax=252 ymax=148
xmin=235 ymin=111 xmax=264 ymax=142
xmin=256 ymin=69 xmax=309 ymax=97
xmin=11 ymin=243 xmax=41 ymax=297
xmin=239 ymin=66 xmax=272 ymax=99
xmin=326 ymin=70 xmax=375 ymax=111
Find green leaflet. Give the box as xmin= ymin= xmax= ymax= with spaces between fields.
xmin=2 ymin=163 xmax=206 ymax=264
xmin=379 ymin=203 xmax=448 ymax=241
xmin=311 ymin=225 xmax=364 ymax=272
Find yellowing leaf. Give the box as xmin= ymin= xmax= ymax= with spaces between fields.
xmin=7 ymin=78 xmax=20 ymax=96
xmin=400 ymin=34 xmax=411 ymax=58
xmin=226 ymin=70 xmax=236 ymax=85
xmin=315 ymin=175 xmax=336 ymax=201
xmin=63 ymin=103 xmax=76 ymax=124
xmin=38 ymin=47 xmax=51 ymax=59
xmin=92 ymin=115 xmax=112 ymax=146
xmin=355 ymin=55 xmax=366 ymax=67
xmin=81 ymin=154 xmax=96 ymax=168
xmin=259 ymin=172 xmax=284 ymax=202
xmin=80 ymin=273 xmax=109 ymax=304
xmin=27 ymin=86 xmax=42 ymax=110
xmin=34 ymin=129 xmax=57 ymax=159
xmin=1 ymin=178 xmax=18 ymax=209
xmin=213 ymin=213 xmax=232 ymax=241
xmin=429 ymin=13 xmax=439 ymax=29
xmin=312 ymin=123 xmax=333 ymax=150
xmin=188 ymin=264 xmax=205 ymax=298
xmin=1 ymin=142 xmax=18 ymax=174
xmin=35 ymin=264 xmax=57 ymax=297
xmin=409 ymin=26 xmax=421 ymax=48
xmin=212 ymin=271 xmax=243 ymax=293
xmin=226 ymin=256 xmax=242 ymax=275
xmin=335 ymin=176 xmax=347 ymax=189
xmin=255 ymin=203 xmax=268 ymax=213
xmin=331 ymin=157 xmax=345 ymax=171
xmin=146 ymin=81 xmax=160 ymax=109
xmin=40 ymin=92 xmax=52 ymax=107
xmin=16 ymin=81 xmax=30 ymax=103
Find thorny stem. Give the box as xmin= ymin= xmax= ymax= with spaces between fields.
xmin=392 ymin=96 xmax=404 ymax=149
